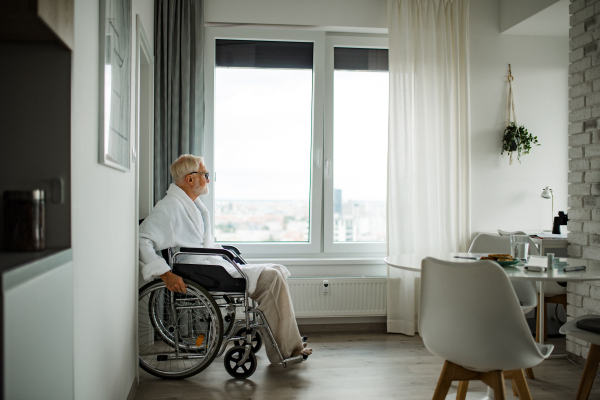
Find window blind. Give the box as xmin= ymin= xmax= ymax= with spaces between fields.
xmin=216 ymin=39 xmax=313 ymax=69
xmin=334 ymin=48 xmax=388 ymax=72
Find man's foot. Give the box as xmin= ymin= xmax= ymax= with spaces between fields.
xmin=291 ymin=347 xmax=313 ymax=358
xmin=302 ymin=342 xmax=308 ymax=349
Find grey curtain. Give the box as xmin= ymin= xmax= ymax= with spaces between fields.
xmin=154 ymin=0 xmax=204 ymax=203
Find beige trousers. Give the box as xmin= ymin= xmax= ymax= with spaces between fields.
xmin=249 ymin=267 xmax=303 ymax=364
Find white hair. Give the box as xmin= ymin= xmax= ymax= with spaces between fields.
xmin=170 ymin=154 xmax=205 ymax=183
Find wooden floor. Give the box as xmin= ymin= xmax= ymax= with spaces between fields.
xmin=135 ymin=332 xmax=599 ymax=400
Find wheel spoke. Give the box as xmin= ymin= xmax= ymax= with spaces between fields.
xmin=138 ymin=281 xmax=223 ymax=378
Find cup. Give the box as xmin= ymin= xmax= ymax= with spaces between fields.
xmin=547 ymin=253 xmax=555 ymax=276
xmin=510 ymin=235 xmax=529 ymax=261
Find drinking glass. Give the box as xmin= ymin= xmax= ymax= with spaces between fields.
xmin=510 ymin=235 xmax=529 ymax=261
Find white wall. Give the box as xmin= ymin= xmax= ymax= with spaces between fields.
xmin=205 ymin=0 xmax=387 ymax=32
xmin=71 ymin=0 xmax=153 ymax=399
xmin=205 ymin=0 xmax=569 ymax=249
xmin=470 ymin=0 xmax=569 ymax=236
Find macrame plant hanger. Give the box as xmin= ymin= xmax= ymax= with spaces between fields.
xmin=507 ymin=64 xmax=516 ymax=165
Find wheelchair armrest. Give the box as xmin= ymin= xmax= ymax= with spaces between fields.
xmin=179 ymin=247 xmax=236 ymax=263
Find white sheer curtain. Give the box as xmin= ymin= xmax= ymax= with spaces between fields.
xmin=386 ymin=0 xmax=471 ymax=335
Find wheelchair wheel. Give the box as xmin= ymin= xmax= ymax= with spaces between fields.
xmin=224 ymin=346 xmax=257 ymax=379
xmin=233 ymin=327 xmax=263 ymax=353
xmin=138 ymin=279 xmax=223 ymax=379
xmin=214 ymin=296 xmax=237 ymax=337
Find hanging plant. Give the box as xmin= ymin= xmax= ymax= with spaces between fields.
xmin=501 ymin=122 xmax=539 ymax=163
xmin=502 ymin=65 xmax=540 ymax=164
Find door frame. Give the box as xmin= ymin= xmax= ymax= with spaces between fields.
xmin=134 ymin=14 xmax=154 ymax=383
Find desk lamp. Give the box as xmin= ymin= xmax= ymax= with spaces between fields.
xmin=541 ymin=186 xmax=553 ymax=230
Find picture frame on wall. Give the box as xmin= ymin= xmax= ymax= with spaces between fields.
xmin=99 ymin=0 xmax=132 ymax=172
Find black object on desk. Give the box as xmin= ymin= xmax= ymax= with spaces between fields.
xmin=564 ymin=266 xmax=586 ymax=272
xmin=552 ymin=211 xmax=568 ymax=234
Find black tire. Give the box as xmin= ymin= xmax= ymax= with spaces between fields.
xmin=233 ymin=327 xmax=263 ymax=353
xmin=138 ymin=279 xmax=223 ymax=379
xmin=224 ymin=346 xmax=257 ymax=379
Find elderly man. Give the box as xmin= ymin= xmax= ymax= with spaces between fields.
xmin=139 ymin=154 xmax=312 ymax=363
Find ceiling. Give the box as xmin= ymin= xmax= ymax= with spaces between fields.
xmin=502 ymin=0 xmax=569 ymax=37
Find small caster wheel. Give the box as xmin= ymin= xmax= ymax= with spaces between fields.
xmin=301 ymin=335 xmax=308 ymax=342
xmin=233 ymin=328 xmax=263 ymax=353
xmin=224 ymin=346 xmax=257 ymax=379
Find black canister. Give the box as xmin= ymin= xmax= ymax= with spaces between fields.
xmin=3 ymin=189 xmax=45 ymax=251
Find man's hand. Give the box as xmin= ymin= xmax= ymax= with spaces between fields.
xmin=160 ymin=271 xmax=188 ymax=293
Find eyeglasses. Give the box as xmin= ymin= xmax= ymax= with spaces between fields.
xmin=188 ymin=171 xmax=209 ymax=179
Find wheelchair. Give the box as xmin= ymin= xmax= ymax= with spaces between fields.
xmin=138 ymin=245 xmax=307 ymax=380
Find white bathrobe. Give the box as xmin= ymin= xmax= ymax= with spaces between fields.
xmin=139 ymin=183 xmax=290 ymax=295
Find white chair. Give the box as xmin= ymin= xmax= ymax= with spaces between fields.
xmin=497 ymin=230 xmax=568 ymax=342
xmin=559 ymin=316 xmax=600 ymax=400
xmin=420 ymin=257 xmax=554 ymax=400
xmin=469 ymin=234 xmax=538 ymax=382
xmin=469 ymin=234 xmax=537 ymax=316
xmin=498 ymin=229 xmax=528 ymax=236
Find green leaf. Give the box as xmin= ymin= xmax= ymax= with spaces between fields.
xmin=500 ymin=123 xmax=540 ymax=163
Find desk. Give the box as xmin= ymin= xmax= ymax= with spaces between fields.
xmin=385 ymin=253 xmax=600 ymax=400
xmin=480 ymin=231 xmax=569 ymax=257
xmin=529 ymin=233 xmax=568 ymax=257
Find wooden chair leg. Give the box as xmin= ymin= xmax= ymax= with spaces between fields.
xmin=525 ymin=368 xmax=534 ymax=379
xmin=503 ymin=371 xmax=518 ymax=398
xmin=576 ymin=343 xmax=600 ymax=400
xmin=433 ymin=361 xmax=454 ymax=400
xmin=456 ymin=381 xmax=468 ymax=400
xmin=482 ymin=370 xmax=507 ymax=400
xmin=544 ymin=296 xmax=548 ymax=342
xmin=536 ymin=294 xmax=541 ymax=343
xmin=510 ymin=369 xmax=532 ymax=400
xmin=536 ymin=295 xmax=549 ymax=342
xmin=510 ymin=379 xmax=518 ymax=397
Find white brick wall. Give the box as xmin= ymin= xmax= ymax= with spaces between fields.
xmin=568 ymin=0 xmax=600 ymax=360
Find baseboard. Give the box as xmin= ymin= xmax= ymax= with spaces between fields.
xmin=126 ymin=378 xmax=138 ymax=400
xmin=297 ymin=316 xmax=387 ymax=333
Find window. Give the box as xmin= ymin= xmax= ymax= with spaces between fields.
xmin=205 ymin=29 xmax=388 ymax=257
xmin=332 ymin=48 xmax=388 ymax=243
xmin=214 ymin=40 xmax=314 ymax=243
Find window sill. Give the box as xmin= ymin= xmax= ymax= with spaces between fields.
xmin=245 ymin=256 xmax=385 ymax=266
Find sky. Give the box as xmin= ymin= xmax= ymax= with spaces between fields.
xmin=214 ymin=67 xmax=388 ymax=203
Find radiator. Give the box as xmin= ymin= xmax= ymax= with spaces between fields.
xmin=287 ymin=277 xmax=387 ymax=318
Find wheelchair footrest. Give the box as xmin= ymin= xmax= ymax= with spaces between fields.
xmin=282 ymin=355 xmax=304 ymax=367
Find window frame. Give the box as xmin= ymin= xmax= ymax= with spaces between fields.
xmin=204 ymin=28 xmax=388 ymax=258
xmin=205 ymin=27 xmax=325 ymax=256
xmin=323 ymin=35 xmax=389 ymax=255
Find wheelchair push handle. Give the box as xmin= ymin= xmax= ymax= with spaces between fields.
xmin=222 ymin=245 xmax=247 ymax=265
xmin=221 ymin=245 xmax=241 ymax=256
